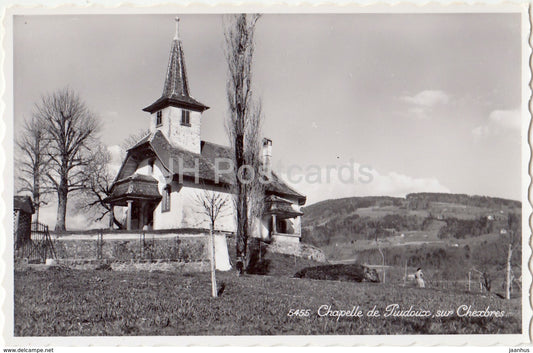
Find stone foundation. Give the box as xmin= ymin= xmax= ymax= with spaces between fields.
xmin=271 ymin=232 xmax=301 ymax=244
xmin=267 ymin=239 xmax=327 ymax=263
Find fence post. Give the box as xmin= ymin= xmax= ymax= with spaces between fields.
xmin=151 ymin=233 xmax=155 ymax=262
xmin=403 ymin=262 xmax=407 ymax=286
xmin=96 ymin=230 xmax=102 ymax=260
xmin=140 ymin=231 xmax=145 ymax=260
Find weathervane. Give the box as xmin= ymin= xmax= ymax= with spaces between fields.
xmin=174 ymin=17 xmax=180 ymax=40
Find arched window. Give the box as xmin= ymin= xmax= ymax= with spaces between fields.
xmin=162 ymin=184 xmax=171 ymax=212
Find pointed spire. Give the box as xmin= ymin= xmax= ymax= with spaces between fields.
xmin=143 ymin=18 xmax=209 ymax=113
xmin=162 ymin=35 xmax=190 ymax=98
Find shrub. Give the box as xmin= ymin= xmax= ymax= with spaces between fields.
xmin=294 ymin=263 xmax=380 ymax=283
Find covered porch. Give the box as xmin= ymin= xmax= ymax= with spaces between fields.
xmin=104 ymin=174 xmax=162 ymax=231
xmin=263 ymin=194 xmax=303 ymax=242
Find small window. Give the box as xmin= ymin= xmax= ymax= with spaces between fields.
xmin=181 ymin=110 xmax=190 ymax=126
xmin=156 ymin=111 xmax=162 ymax=127
xmin=162 ymin=185 xmax=171 ymax=212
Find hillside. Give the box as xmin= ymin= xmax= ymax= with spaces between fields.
xmin=301 ymin=193 xmax=522 ymax=279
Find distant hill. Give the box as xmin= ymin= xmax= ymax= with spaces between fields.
xmin=301 ymin=192 xmax=521 ymax=256
xmin=404 ymin=192 xmax=521 ymax=210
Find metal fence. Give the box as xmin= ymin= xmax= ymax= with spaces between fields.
xmin=15 ymin=222 xmax=56 ymax=263
xmin=77 ymin=230 xmax=207 ymax=262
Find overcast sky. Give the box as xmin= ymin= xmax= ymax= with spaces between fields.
xmin=13 ymin=13 xmax=523 ymax=227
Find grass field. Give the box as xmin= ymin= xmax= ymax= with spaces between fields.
xmin=14 ymin=267 xmax=521 ymax=336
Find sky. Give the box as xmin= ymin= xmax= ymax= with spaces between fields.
xmin=12 ymin=13 xmax=524 ymax=228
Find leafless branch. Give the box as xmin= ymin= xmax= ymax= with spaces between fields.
xmin=14 ymin=115 xmax=52 ymax=222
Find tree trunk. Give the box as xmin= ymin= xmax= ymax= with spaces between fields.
xmin=378 ymin=246 xmax=386 ymax=284
xmin=506 ymin=243 xmax=512 ymax=300
xmin=109 ymin=206 xmax=114 ymax=229
xmin=55 ymin=178 xmax=68 ymax=232
xmin=33 ymin=200 xmax=40 ymax=225
xmin=210 ymin=225 xmax=218 ymax=298
xmin=235 ymin=132 xmax=248 ymax=273
xmin=235 ymin=186 xmax=248 ymax=272
xmin=34 ymin=204 xmax=40 ymax=225
xmin=33 ymin=173 xmax=40 ymax=224
xmin=113 ymin=216 xmax=124 ymax=229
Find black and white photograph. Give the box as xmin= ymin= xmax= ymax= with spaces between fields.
xmin=2 ymin=2 xmax=531 ymax=348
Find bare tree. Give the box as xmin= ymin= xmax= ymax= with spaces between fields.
xmin=505 ymin=213 xmax=521 ymax=299
xmin=15 ymin=116 xmax=51 ymax=223
xmin=121 ymin=128 xmax=151 ymax=151
xmin=76 ymin=130 xmax=152 ymax=229
xmin=194 ymin=188 xmax=230 ymax=297
xmin=78 ymin=144 xmax=124 ymax=229
xmin=36 ymin=88 xmax=100 ymax=231
xmin=224 ymin=14 xmax=265 ymax=274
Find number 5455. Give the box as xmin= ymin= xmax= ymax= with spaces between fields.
xmin=287 ymin=309 xmax=311 ymax=317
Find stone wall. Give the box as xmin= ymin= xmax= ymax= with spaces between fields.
xmin=52 ymin=232 xmax=209 ymax=262
xmin=48 ymin=231 xmax=326 ymax=268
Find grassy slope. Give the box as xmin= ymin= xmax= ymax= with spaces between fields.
xmin=15 ymin=269 xmax=521 ymax=336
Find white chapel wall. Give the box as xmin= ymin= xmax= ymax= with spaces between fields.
xmin=134 ymin=159 xmax=236 ymax=231
xmin=179 ymin=182 xmax=236 ymax=232
xmin=169 ymin=108 xmax=201 ymax=154
xmin=149 ymin=107 xmax=202 ymax=154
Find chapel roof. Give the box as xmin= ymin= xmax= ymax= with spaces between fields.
xmin=104 ymin=174 xmax=162 ymax=206
xmin=264 ymin=194 xmax=304 ymax=218
xmin=115 ymin=131 xmax=306 ymax=205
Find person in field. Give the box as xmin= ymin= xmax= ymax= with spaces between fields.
xmin=415 ymin=268 xmax=425 ymax=288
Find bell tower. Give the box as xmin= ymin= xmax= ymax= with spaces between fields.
xmin=143 ymin=17 xmax=209 ymax=154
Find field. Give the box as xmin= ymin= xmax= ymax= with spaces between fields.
xmin=14 ymin=267 xmax=521 ymax=336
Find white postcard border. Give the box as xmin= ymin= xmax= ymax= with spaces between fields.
xmin=1 ymin=1 xmax=531 ymax=347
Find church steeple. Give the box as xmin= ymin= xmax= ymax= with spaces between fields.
xmin=143 ymin=17 xmax=209 ymax=114
xmin=143 ymin=18 xmax=208 ymax=154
